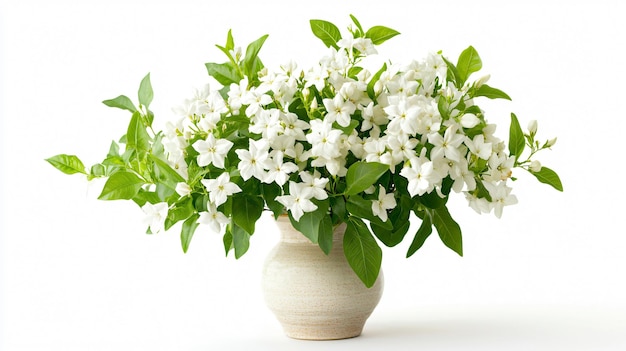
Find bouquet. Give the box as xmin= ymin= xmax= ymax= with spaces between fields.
xmin=47 ymin=15 xmax=562 ymax=287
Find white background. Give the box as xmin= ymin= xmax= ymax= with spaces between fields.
xmin=1 ymin=0 xmax=625 ymax=350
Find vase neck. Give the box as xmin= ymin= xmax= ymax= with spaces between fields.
xmin=276 ymin=216 xmax=346 ymax=244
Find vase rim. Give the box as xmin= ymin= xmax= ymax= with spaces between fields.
xmin=275 ymin=215 xmax=346 ymax=243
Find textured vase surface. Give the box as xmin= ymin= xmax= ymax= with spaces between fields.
xmin=261 ymin=216 xmax=384 ymax=340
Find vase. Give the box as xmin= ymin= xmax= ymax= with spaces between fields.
xmin=261 ymin=216 xmax=384 ymax=340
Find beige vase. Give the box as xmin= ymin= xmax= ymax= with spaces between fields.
xmin=261 ymin=216 xmax=384 ymax=340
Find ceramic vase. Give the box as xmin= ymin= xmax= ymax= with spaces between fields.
xmin=261 ymin=216 xmax=384 ymax=340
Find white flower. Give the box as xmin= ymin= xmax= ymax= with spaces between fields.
xmin=460 ymin=113 xmax=480 ymax=129
xmin=198 ymin=91 xmax=228 ymax=123
xmin=465 ymin=192 xmax=491 ymax=214
xmin=353 ymin=37 xmax=377 ymax=56
xmin=281 ymin=112 xmax=309 ymax=141
xmin=372 ymin=185 xmax=397 ymax=222
xmin=487 ymin=153 xmax=515 ymax=181
xmin=483 ymin=181 xmax=518 ymax=218
xmin=428 ymin=125 xmax=465 ymax=162
xmin=249 ymin=108 xmax=282 ymax=141
xmin=299 ymin=171 xmax=328 ymax=200
xmin=363 ymin=137 xmax=388 ymax=164
xmin=198 ymin=203 xmax=229 ymax=235
xmin=323 ymin=95 xmax=356 ymax=127
xmin=228 ymin=77 xmax=249 ymax=112
xmin=386 ymin=74 xmax=419 ymax=98
xmin=400 ymin=159 xmax=435 ymax=197
xmin=201 ymin=172 xmax=242 ymax=207
xmin=242 ymin=86 xmax=272 ymax=118
xmin=338 ymin=37 xmax=377 ymax=57
xmin=265 ymin=151 xmax=298 ymax=186
xmin=276 ymin=181 xmax=318 ymax=221
xmin=529 ymin=160 xmax=542 ymax=172
xmin=306 ymin=119 xmax=343 ymax=159
xmin=303 ymin=65 xmax=329 ymax=91
xmin=387 ymin=134 xmax=418 ymax=165
xmin=175 ymin=182 xmax=192 ymax=197
xmin=465 ymin=134 xmax=492 ymax=160
xmin=192 ymin=134 xmax=233 ymax=169
xmin=141 ymin=202 xmax=169 ymax=234
xmin=450 ymin=158 xmax=476 ymax=193
xmin=361 ymin=101 xmax=387 ymax=132
xmin=235 ymin=139 xmax=270 ymax=181
xmin=384 ymin=97 xmax=420 ymax=135
xmin=527 ymin=120 xmax=538 ymax=134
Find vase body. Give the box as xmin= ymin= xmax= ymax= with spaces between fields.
xmin=261 ymin=216 xmax=384 ymax=340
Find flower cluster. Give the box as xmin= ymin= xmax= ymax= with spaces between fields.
xmin=47 ymin=16 xmax=561 ymax=287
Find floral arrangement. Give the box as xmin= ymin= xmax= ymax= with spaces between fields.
xmin=47 ymin=16 xmax=562 ymax=287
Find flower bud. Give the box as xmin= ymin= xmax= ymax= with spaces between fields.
xmin=310 ymin=98 xmax=318 ymax=110
xmin=546 ymin=137 xmax=557 ymax=147
xmin=461 ymin=113 xmax=480 ymax=128
xmin=474 ymin=74 xmax=490 ymax=88
xmin=527 ymin=120 xmax=538 ymax=134
xmin=529 ymin=160 xmax=542 ymax=172
xmin=374 ymin=81 xmax=383 ymax=95
xmin=364 ymin=185 xmax=376 ymax=194
xmin=175 ymin=182 xmax=192 ymax=197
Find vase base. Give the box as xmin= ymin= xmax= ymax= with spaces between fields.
xmin=282 ymin=322 xmax=364 ymax=340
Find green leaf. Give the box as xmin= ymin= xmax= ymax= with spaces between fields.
xmin=288 ymin=213 xmax=318 ymax=243
xmin=126 ymin=111 xmax=151 ymax=158
xmin=365 ymin=25 xmax=400 ymax=45
xmin=46 ymin=154 xmax=87 ymax=175
xmin=310 ymin=19 xmax=342 ymax=49
xmin=181 ymin=214 xmax=200 ymax=253
xmin=371 ymin=220 xmax=409 ymax=247
xmin=89 ymin=163 xmax=106 ymax=178
xmin=344 ymin=217 xmax=382 ymax=288
xmin=223 ymin=230 xmax=233 ymax=257
xmin=108 ymin=140 xmax=120 ymax=157
xmin=132 ymin=189 xmax=161 ymax=207
xmin=530 ymin=166 xmax=563 ymax=191
xmin=366 ymin=62 xmax=387 ymax=100
xmin=333 ymin=119 xmax=359 ymax=135
xmin=205 ymin=62 xmax=243 ymax=86
xmin=102 ymin=95 xmax=137 ymax=112
xmin=166 ymin=197 xmax=195 ymax=230
xmin=474 ymin=84 xmax=511 ymax=100
xmin=406 ymin=215 xmax=433 ymax=258
xmin=371 ymin=195 xmax=411 ymax=247
xmin=432 ymin=206 xmax=463 ymax=256
xmin=508 ymin=113 xmax=525 ymax=161
xmin=138 ymin=73 xmax=154 ymax=108
xmin=418 ymin=190 xmax=448 ymax=209
xmin=288 ymin=199 xmax=329 ymax=243
xmin=457 ymin=46 xmax=482 ymax=84
xmin=330 ymin=196 xmax=347 ymax=223
xmin=348 ymin=66 xmax=363 ymax=78
xmin=349 ymin=14 xmax=365 ymax=36
xmin=318 ymin=214 xmax=334 ymax=255
xmin=98 ymin=171 xmax=144 ymax=200
xmin=243 ymin=34 xmax=269 ymax=79
xmin=151 ymin=155 xmax=184 ymax=187
xmin=261 ymin=183 xmax=284 ymax=219
xmin=442 ymin=56 xmax=462 ymax=87
xmin=345 ymin=161 xmax=389 ymax=195
xmin=225 ymin=29 xmax=235 ymax=51
xmin=346 ymin=195 xmax=392 ymax=230
xmin=231 ymin=195 xmax=264 ymax=235
xmin=231 ymin=223 xmax=251 ymax=259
